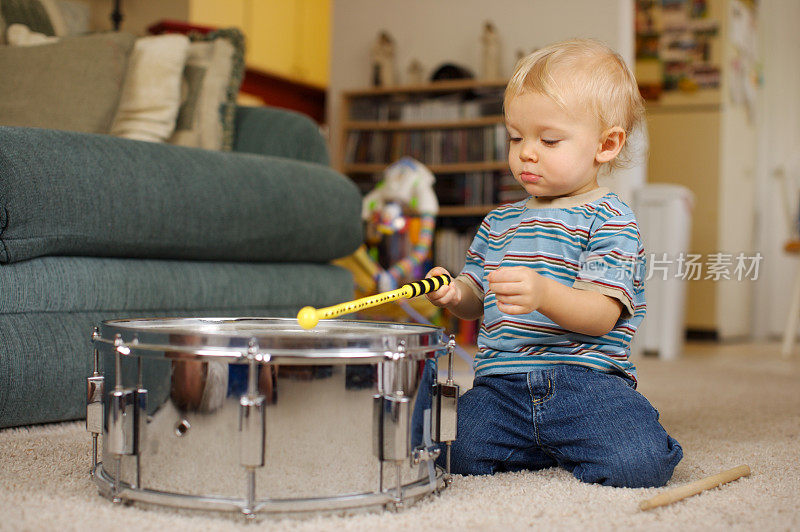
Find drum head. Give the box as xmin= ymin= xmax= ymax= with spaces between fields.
xmin=98 ymin=317 xmax=446 ymax=362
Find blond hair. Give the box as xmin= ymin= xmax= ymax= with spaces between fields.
xmin=505 ymin=39 xmax=645 ymax=169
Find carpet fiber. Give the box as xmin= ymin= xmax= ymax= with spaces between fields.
xmin=2 ymin=342 xmax=798 ymax=531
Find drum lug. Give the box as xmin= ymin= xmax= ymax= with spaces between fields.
xmin=107 ymin=393 xmax=148 ymax=458
xmin=433 ymin=335 xmax=459 ymax=480
xmin=433 ymin=335 xmax=460 ymax=444
xmin=86 ymin=375 xmax=104 ymax=436
xmin=432 ymin=382 xmax=459 ymax=443
xmin=239 ymin=394 xmax=266 ymax=468
xmin=133 ymin=387 xmax=148 ymax=456
xmin=106 ymin=389 xmax=148 ymax=459
xmin=372 ymin=394 xmax=411 ymax=462
xmin=108 ymin=388 xmax=136 ymax=455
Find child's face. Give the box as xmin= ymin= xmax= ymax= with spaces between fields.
xmin=505 ymin=91 xmax=605 ymax=198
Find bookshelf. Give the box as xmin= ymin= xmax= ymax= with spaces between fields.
xmin=337 ymin=79 xmax=523 ymax=268
xmin=337 ymin=80 xmax=518 ymax=344
xmin=337 ymin=79 xmax=519 ymax=204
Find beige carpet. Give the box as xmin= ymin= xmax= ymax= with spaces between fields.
xmin=2 ymin=341 xmax=798 ymax=531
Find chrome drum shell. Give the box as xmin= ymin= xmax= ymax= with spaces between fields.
xmin=90 ymin=317 xmax=448 ymax=516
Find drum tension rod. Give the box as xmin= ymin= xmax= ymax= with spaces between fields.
xmin=102 ymin=334 xmax=148 ymax=499
xmin=372 ymin=341 xmax=412 ymax=511
xmin=239 ymin=338 xmax=267 ymax=518
xmin=433 ymin=335 xmax=459 ymax=487
xmin=86 ymin=327 xmax=104 ymax=474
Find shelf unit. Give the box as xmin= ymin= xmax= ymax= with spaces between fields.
xmin=337 ymin=79 xmax=520 ymax=216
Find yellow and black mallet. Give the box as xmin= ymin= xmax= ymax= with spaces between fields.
xmin=297 ymin=274 xmax=451 ymax=329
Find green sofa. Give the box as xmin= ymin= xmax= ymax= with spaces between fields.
xmin=0 ymin=105 xmax=363 ymax=428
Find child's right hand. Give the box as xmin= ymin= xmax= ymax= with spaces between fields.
xmin=425 ymin=267 xmax=461 ymax=308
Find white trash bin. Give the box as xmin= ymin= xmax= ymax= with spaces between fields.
xmin=632 ymin=184 xmax=694 ymax=360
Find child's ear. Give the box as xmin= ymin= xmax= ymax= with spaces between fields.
xmin=596 ymin=127 xmax=626 ymax=164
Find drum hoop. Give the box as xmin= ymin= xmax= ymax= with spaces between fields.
xmin=92 ymin=337 xmax=444 ymax=363
xmin=95 ymin=317 xmax=447 ymax=363
xmin=92 ymin=462 xmax=445 ymax=513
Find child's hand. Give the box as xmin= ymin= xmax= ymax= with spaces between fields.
xmin=487 ymin=266 xmax=549 ymax=315
xmin=425 ymin=267 xmax=461 ymax=308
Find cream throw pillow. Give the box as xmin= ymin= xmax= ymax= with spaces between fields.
xmin=6 ymin=22 xmax=57 ymax=45
xmin=169 ymin=29 xmax=245 ymax=151
xmin=0 ymin=0 xmax=59 ymax=37
xmin=169 ymin=38 xmax=233 ymax=150
xmin=110 ymin=34 xmax=190 ymax=143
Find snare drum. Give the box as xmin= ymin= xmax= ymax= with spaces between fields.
xmin=85 ymin=317 xmax=458 ymax=517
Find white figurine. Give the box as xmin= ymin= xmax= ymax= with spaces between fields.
xmin=371 ymin=31 xmax=396 ymax=87
xmin=406 ymin=59 xmax=424 ymax=85
xmin=481 ymin=21 xmax=501 ymax=80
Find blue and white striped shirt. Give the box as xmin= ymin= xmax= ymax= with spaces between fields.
xmin=457 ymin=188 xmax=646 ymax=382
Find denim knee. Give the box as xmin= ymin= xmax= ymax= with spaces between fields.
xmin=437 ymin=438 xmax=495 ymax=476
xmin=573 ymin=436 xmax=683 ymax=488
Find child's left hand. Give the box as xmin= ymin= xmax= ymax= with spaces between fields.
xmin=487 ymin=266 xmax=550 ymax=315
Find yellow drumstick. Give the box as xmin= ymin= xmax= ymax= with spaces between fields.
xmin=297 ymin=274 xmax=451 ymax=329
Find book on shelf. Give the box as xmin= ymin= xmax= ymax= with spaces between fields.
xmin=347 ymin=86 xmax=505 ymax=124
xmin=344 ymin=125 xmax=508 ymax=166
xmin=433 ymin=172 xmax=509 ymax=207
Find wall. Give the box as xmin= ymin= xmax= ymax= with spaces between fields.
xmin=644 ymin=0 xmax=759 ymax=337
xmin=716 ymin=0 xmax=758 ymax=338
xmin=85 ymin=0 xmax=330 ymax=88
xmin=85 ymin=0 xmax=189 ymax=34
xmin=329 ymin=0 xmax=636 ymax=172
xmin=190 ymin=0 xmax=330 ymax=88
xmin=753 ymin=0 xmax=800 ymax=339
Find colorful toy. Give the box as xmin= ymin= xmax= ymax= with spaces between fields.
xmin=362 ymin=157 xmax=438 ymax=291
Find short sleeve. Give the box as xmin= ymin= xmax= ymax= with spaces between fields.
xmin=456 ymin=216 xmax=491 ymax=302
xmin=572 ymin=214 xmax=645 ymax=319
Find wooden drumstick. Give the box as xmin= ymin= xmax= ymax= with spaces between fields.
xmin=639 ymin=465 xmax=751 ymax=511
xmin=297 ymin=274 xmax=451 ymax=329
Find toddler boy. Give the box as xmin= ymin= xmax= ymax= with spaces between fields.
xmin=424 ymin=39 xmax=682 ymax=488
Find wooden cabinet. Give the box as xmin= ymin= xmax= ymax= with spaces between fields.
xmin=646 ymin=90 xmax=757 ymax=339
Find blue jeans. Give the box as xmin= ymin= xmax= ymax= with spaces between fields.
xmin=415 ymin=361 xmax=682 ymax=488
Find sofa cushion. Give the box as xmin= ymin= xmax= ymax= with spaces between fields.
xmin=109 ymin=34 xmax=190 ymax=143
xmin=0 ymin=257 xmax=355 ymax=428
xmin=0 ymin=126 xmax=363 ymax=264
xmin=169 ymin=28 xmax=245 ymax=151
xmin=0 ymin=31 xmax=136 ymax=134
xmin=0 ymin=256 xmax=353 ymax=313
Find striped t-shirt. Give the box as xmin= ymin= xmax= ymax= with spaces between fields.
xmin=457 ymin=187 xmax=646 ymax=382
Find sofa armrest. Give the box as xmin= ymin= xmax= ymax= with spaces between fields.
xmin=233 ymin=105 xmax=329 ymax=165
xmin=0 ymin=125 xmax=361 ymax=264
